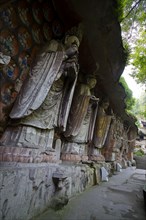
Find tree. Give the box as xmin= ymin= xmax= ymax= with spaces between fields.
xmin=121 ymin=0 xmax=146 ymax=39
xmin=117 ymin=1 xmax=146 ymax=123
xmin=120 ymin=0 xmax=146 ymax=86
xmin=130 ymin=30 xmax=146 ymax=84
xmin=119 ymin=76 xmax=135 ymax=111
xmin=132 ymin=91 xmax=146 ymax=118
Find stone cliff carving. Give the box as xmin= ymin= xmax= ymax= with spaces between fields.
xmin=93 ymin=100 xmax=111 ymax=148
xmin=64 ymin=77 xmax=97 ymax=137
xmin=61 ymin=77 xmax=98 ymax=161
xmin=0 ymin=52 xmax=11 ymax=64
xmin=0 ymin=34 xmax=81 ymax=162
xmin=89 ymin=100 xmax=112 ymax=162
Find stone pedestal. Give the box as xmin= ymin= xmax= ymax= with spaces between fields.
xmin=61 ymin=153 xmax=81 ymax=162
xmin=61 ymin=142 xmax=88 ymax=162
xmin=89 ymin=154 xmax=105 ymax=162
xmin=0 ymin=146 xmax=61 ymax=163
xmin=89 ymin=148 xmax=105 ymax=162
xmin=61 ymin=153 xmax=88 ymax=162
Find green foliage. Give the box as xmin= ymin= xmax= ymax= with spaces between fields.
xmin=130 ymin=30 xmax=146 ymax=84
xmin=134 ymin=149 xmax=145 ymax=156
xmin=132 ymin=91 xmax=146 ymax=119
xmin=113 ymin=0 xmax=125 ymax=22
xmin=121 ymin=0 xmax=146 ymax=27
xmin=122 ymin=40 xmax=131 ymax=66
xmin=119 ymin=76 xmax=136 ymax=111
xmin=121 ymin=0 xmax=146 ymax=86
xmin=119 ymin=1 xmax=146 ymax=122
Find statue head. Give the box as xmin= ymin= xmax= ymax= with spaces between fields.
xmin=101 ymin=99 xmax=109 ymax=110
xmin=64 ymin=23 xmax=84 ymax=47
xmin=64 ymin=35 xmax=80 ymax=48
xmin=87 ymin=78 xmax=97 ymax=89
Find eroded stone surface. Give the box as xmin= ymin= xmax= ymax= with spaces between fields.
xmin=0 ymin=162 xmax=110 ymax=220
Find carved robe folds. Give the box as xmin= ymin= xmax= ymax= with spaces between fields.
xmin=61 ymin=79 xmax=98 ymax=162
xmin=0 ymin=37 xmax=80 ymax=163
xmin=90 ymin=106 xmax=112 ymax=162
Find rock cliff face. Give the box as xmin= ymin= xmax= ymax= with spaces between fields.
xmin=0 ymin=1 xmax=138 ymax=219
xmin=0 ymin=0 xmax=137 ymax=131
xmin=53 ymin=0 xmax=137 ymax=127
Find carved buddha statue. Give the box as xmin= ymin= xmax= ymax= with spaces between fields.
xmin=0 ymin=35 xmax=81 ymax=155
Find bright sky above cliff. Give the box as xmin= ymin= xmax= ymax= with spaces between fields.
xmin=122 ymin=65 xmax=144 ymax=99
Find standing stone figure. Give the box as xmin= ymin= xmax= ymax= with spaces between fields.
xmin=64 ymin=77 xmax=97 ymax=138
xmin=0 ymin=34 xmax=81 ymax=156
xmin=61 ymin=77 xmax=98 ymax=160
xmin=90 ymin=100 xmax=112 ymax=161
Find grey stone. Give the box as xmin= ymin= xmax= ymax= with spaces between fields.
xmin=0 ymin=52 xmax=11 ymax=64
xmin=51 ymin=196 xmax=69 ymax=210
xmin=0 ymin=162 xmax=106 ymax=220
xmin=100 ymin=167 xmax=109 ymax=182
xmin=116 ymin=163 xmax=122 ymax=172
xmin=52 ymin=172 xmax=68 ymax=179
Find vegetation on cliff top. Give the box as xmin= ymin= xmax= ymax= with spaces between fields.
xmin=116 ymin=0 xmax=146 ymax=120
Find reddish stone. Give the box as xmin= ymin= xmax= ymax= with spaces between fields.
xmin=28 ymin=156 xmax=33 ymax=163
xmin=11 ymin=147 xmax=17 ymax=154
xmin=75 ymin=155 xmax=81 ymax=161
xmin=49 ymin=155 xmax=55 ymax=162
xmin=18 ymin=156 xmax=23 ymax=163
xmin=12 ymin=147 xmax=21 ymax=155
xmin=0 ymin=153 xmax=2 ymax=161
xmin=61 ymin=154 xmax=66 ymax=160
xmin=90 ymin=155 xmax=105 ymax=162
xmin=69 ymin=154 xmax=81 ymax=162
xmin=42 ymin=154 xmax=48 ymax=162
xmin=33 ymin=156 xmax=41 ymax=163
xmin=21 ymin=148 xmax=30 ymax=156
xmin=2 ymin=147 xmax=10 ymax=153
xmin=46 ymin=155 xmax=51 ymax=162
xmin=25 ymin=156 xmax=31 ymax=163
xmin=65 ymin=154 xmax=71 ymax=161
xmin=81 ymin=156 xmax=88 ymax=161
xmin=3 ymin=153 xmax=12 ymax=162
xmin=12 ymin=155 xmax=20 ymax=162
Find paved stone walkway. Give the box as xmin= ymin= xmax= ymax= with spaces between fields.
xmin=34 ymin=167 xmax=146 ymax=220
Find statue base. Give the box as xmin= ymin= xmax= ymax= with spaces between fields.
xmin=61 ymin=153 xmax=88 ymax=162
xmin=89 ymin=154 xmax=105 ymax=162
xmin=0 ymin=146 xmax=61 ymax=163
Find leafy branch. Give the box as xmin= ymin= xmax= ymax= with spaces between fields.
xmin=120 ymin=0 xmax=143 ymax=22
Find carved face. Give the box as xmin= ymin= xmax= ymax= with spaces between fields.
xmin=87 ymin=78 xmax=97 ymax=89
xmin=65 ymin=35 xmax=80 ymax=48
xmin=102 ymin=101 xmax=109 ymax=110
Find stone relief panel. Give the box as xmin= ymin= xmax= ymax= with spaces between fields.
xmin=61 ymin=77 xmax=98 ymax=162
xmin=0 ymin=33 xmax=81 ymax=163
xmin=88 ymin=100 xmax=112 ymax=162
xmin=0 ymin=0 xmax=64 ymax=133
xmin=0 ymin=1 xmax=133 ymax=167
xmin=101 ymin=116 xmax=133 ymax=167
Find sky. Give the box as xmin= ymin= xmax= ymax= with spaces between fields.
xmin=122 ymin=65 xmax=144 ymax=99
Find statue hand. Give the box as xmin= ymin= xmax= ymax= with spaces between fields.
xmin=90 ymin=96 xmax=99 ymax=101
xmin=65 ymin=44 xmax=78 ymax=58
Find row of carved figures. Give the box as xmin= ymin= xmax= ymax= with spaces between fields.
xmin=0 ymin=33 xmax=128 ymax=164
